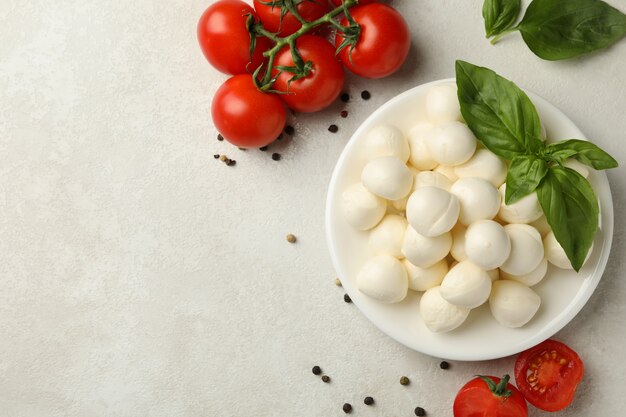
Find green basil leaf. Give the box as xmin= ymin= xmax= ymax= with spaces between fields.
xmin=536 ymin=167 xmax=598 ymax=271
xmin=546 ymin=139 xmax=619 ymax=170
xmin=483 ymin=0 xmax=521 ymax=38
xmin=518 ymin=0 xmax=626 ymax=61
xmin=505 ymin=155 xmax=548 ymax=204
xmin=455 ymin=60 xmax=545 ymax=160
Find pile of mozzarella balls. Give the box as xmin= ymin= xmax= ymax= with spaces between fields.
xmin=341 ymin=82 xmax=593 ymax=333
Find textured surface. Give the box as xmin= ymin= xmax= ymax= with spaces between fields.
xmin=0 ymin=0 xmax=625 ymax=416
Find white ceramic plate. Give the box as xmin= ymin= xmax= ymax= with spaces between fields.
xmin=325 ymin=78 xmax=613 ymax=361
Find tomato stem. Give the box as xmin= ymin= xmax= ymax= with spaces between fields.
xmin=254 ymin=0 xmax=359 ymax=87
xmin=477 ymin=375 xmax=513 ymax=399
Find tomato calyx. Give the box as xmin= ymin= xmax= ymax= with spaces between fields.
xmin=477 ymin=374 xmax=514 ymax=399
xmin=333 ymin=6 xmax=360 ymax=61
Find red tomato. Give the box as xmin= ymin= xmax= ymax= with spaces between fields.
xmin=329 ymin=0 xmax=377 ymax=6
xmin=271 ymin=35 xmax=345 ymax=113
xmin=335 ymin=3 xmax=410 ymax=79
xmin=514 ymin=339 xmax=584 ymax=412
xmin=454 ymin=375 xmax=528 ymax=417
xmin=197 ymin=0 xmax=272 ymax=75
xmin=211 ymin=74 xmax=286 ymax=148
xmin=254 ymin=0 xmax=329 ymax=36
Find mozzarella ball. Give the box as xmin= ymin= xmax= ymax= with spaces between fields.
xmin=487 ymin=269 xmax=500 ymax=282
xmin=414 ymin=170 xmax=453 ymax=191
xmin=401 ymin=226 xmax=452 ymax=268
xmin=440 ymin=261 xmax=492 ymax=309
xmin=426 ymin=83 xmax=462 ymax=124
xmin=357 ymin=255 xmax=408 ymax=303
xmin=408 ymin=123 xmax=438 ymax=170
xmin=420 ymin=286 xmax=470 ymax=333
xmin=542 ymin=231 xmax=594 ymax=270
xmin=406 ymin=186 xmax=460 ymax=237
xmin=362 ymin=124 xmax=410 ymax=162
xmin=530 ymin=215 xmax=551 ymax=237
xmin=403 ymin=258 xmax=448 ymax=292
xmin=362 ymin=156 xmax=413 ymax=200
xmin=497 ymin=184 xmax=543 ymax=224
xmin=341 ymin=183 xmax=387 ymax=230
xmin=465 ymin=220 xmax=511 ymax=270
xmin=425 ymin=122 xmax=477 ymax=166
xmin=489 ymin=280 xmax=541 ymax=328
xmin=450 ymin=224 xmax=468 ymax=262
xmin=500 ymin=224 xmax=544 ymax=276
xmin=454 ymin=149 xmax=507 ymax=187
xmin=501 ymin=258 xmax=548 ymax=287
xmin=434 ymin=164 xmax=459 ymax=182
xmin=368 ymin=215 xmax=407 ymax=258
xmin=451 ymin=178 xmax=501 ymax=225
xmin=564 ymin=159 xmax=590 ymax=178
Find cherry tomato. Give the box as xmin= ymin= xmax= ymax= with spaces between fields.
xmin=271 ymin=35 xmax=345 ymax=113
xmin=514 ymin=339 xmax=584 ymax=412
xmin=335 ymin=3 xmax=410 ymax=79
xmin=211 ymin=74 xmax=286 ymax=148
xmin=254 ymin=0 xmax=329 ymax=36
xmin=197 ymin=0 xmax=272 ymax=75
xmin=329 ymin=0 xmax=377 ymax=7
xmin=454 ymin=375 xmax=528 ymax=417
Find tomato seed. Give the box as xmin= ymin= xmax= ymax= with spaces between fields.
xmin=328 ymin=125 xmax=339 ymax=133
xmin=322 ymin=375 xmax=330 ymax=383
xmin=312 ymin=366 xmax=321 ymax=375
xmin=400 ymin=376 xmax=410 ymax=385
xmin=361 ymin=90 xmax=371 ymax=100
xmin=342 ymin=403 xmax=352 ymax=413
xmin=364 ymin=396 xmax=374 ymax=405
xmin=414 ymin=406 xmax=426 ymax=416
xmin=340 ymin=93 xmax=350 ymax=102
xmin=340 ymin=110 xmax=348 ymax=118
xmin=439 ymin=361 xmax=449 ymax=370
xmin=343 ymin=294 xmax=352 ymax=303
xmin=272 ymin=153 xmax=281 ymax=161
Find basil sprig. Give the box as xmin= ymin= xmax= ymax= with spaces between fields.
xmin=483 ymin=0 xmax=626 ymax=60
xmin=456 ymin=60 xmax=618 ymax=271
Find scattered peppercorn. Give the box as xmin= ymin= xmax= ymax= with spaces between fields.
xmin=312 ymin=366 xmax=321 ymax=375
xmin=439 ymin=361 xmax=450 ymax=370
xmin=276 ymin=133 xmax=284 ymax=140
xmin=340 ymin=93 xmax=350 ymax=102
xmin=335 ymin=278 xmax=342 ymax=287
xmin=400 ymin=376 xmax=410 ymax=386
xmin=213 ymin=154 xmax=220 ymax=159
xmin=364 ymin=396 xmax=374 ymax=406
xmin=286 ymin=234 xmax=297 ymax=243
xmin=414 ymin=406 xmax=426 ymax=416
xmin=259 ymin=146 xmax=268 ymax=151
xmin=238 ymin=147 xmax=247 ymax=151
xmin=321 ymin=375 xmax=330 ymax=383
xmin=284 ymin=125 xmax=295 ymax=136
xmin=226 ymin=159 xmax=236 ymax=166
xmin=217 ymin=134 xmax=224 ymax=141
xmin=272 ymin=153 xmax=281 ymax=161
xmin=361 ymin=90 xmax=371 ymax=100
xmin=340 ymin=110 xmax=349 ymax=118
xmin=219 ymin=155 xmax=228 ymax=162
xmin=328 ymin=124 xmax=339 ymax=133
xmin=343 ymin=294 xmax=352 ymax=303
xmin=343 ymin=403 xmax=352 ymax=413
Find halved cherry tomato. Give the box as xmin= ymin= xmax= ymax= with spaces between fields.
xmin=254 ymin=0 xmax=329 ymax=36
xmin=271 ymin=35 xmax=345 ymax=113
xmin=335 ymin=3 xmax=410 ymax=78
xmin=197 ymin=0 xmax=272 ymax=75
xmin=329 ymin=0 xmax=377 ymax=6
xmin=514 ymin=339 xmax=584 ymax=412
xmin=211 ymin=74 xmax=286 ymax=148
xmin=454 ymin=375 xmax=528 ymax=417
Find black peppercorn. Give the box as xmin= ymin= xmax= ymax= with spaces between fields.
xmin=312 ymin=366 xmax=321 ymax=375
xmin=361 ymin=90 xmax=371 ymax=100
xmin=440 ymin=361 xmax=450 ymax=370
xmin=414 ymin=406 xmax=426 ymax=416
xmin=364 ymin=396 xmax=374 ymax=406
xmin=340 ymin=93 xmax=350 ymax=102
xmin=272 ymin=153 xmax=281 ymax=161
xmin=343 ymin=294 xmax=352 ymax=303
xmin=321 ymin=375 xmax=330 ymax=383
xmin=340 ymin=110 xmax=348 ymax=118
xmin=284 ymin=125 xmax=295 ymax=136
xmin=259 ymin=146 xmax=268 ymax=151
xmin=213 ymin=154 xmax=220 ymax=159
xmin=328 ymin=124 xmax=339 ymax=133
xmin=217 ymin=134 xmax=224 ymax=141
xmin=343 ymin=403 xmax=352 ymax=413
xmin=400 ymin=376 xmax=410 ymax=385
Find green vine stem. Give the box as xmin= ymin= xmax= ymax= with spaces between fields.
xmin=252 ymin=0 xmax=359 ymax=87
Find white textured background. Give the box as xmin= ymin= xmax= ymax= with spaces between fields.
xmin=1 ymin=0 xmax=625 ymax=416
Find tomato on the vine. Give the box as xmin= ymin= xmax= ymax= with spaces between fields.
xmin=198 ymin=0 xmax=272 ymax=75
xmin=335 ymin=3 xmax=410 ymax=79
xmin=211 ymin=74 xmax=286 ymax=148
xmin=329 ymin=0 xmax=377 ymax=6
xmin=254 ymin=0 xmax=329 ymax=36
xmin=514 ymin=339 xmax=584 ymax=412
xmin=454 ymin=375 xmax=528 ymax=417
xmin=271 ymin=35 xmax=345 ymax=113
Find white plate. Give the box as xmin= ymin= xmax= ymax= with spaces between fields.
xmin=325 ymin=78 xmax=613 ymax=361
